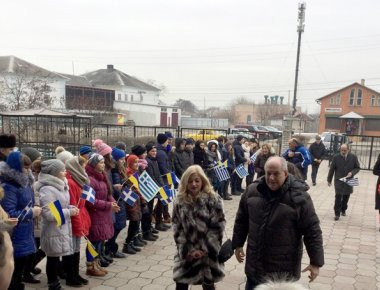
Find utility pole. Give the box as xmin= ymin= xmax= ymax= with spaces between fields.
xmin=203 ymin=96 xmax=206 ymax=117
xmin=292 ymin=2 xmax=306 ymax=115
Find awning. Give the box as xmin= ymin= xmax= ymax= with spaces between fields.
xmin=339 ymin=112 xmax=364 ymax=119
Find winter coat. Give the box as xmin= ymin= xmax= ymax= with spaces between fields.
xmin=308 ymin=141 xmax=326 ymax=161
xmin=194 ymin=146 xmax=208 ymax=171
xmin=172 ymin=192 xmax=225 ymax=285
xmin=125 ymin=169 xmax=142 ymax=221
xmin=242 ymin=144 xmax=251 ymax=170
xmin=0 ymin=162 xmax=36 ymax=258
xmin=85 ymin=165 xmax=115 ymax=241
xmin=0 ymin=152 xmax=6 ymax=162
xmin=327 ymin=153 xmax=360 ymax=196
xmin=205 ymin=149 xmax=219 ymax=182
xmin=233 ymin=140 xmax=246 ymax=166
xmin=110 ymin=168 xmax=127 ymax=231
xmin=254 ymin=153 xmax=275 ymax=179
xmin=66 ymin=172 xmax=91 ymax=237
xmin=373 ymin=154 xmax=380 ymax=209
xmin=156 ymin=143 xmax=171 ymax=175
xmin=36 ymin=173 xmax=73 ymax=257
xmin=221 ymin=147 xmax=235 ymax=173
xmin=282 ymin=145 xmax=311 ymax=180
xmin=146 ymin=156 xmax=164 ymax=187
xmin=183 ymin=149 xmax=194 ymax=169
xmin=232 ymin=175 xmax=324 ymax=284
xmin=173 ymin=148 xmax=188 ymax=178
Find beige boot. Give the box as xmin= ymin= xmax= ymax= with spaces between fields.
xmin=95 ymin=259 xmax=108 ymax=275
xmin=86 ymin=261 xmax=106 ymax=277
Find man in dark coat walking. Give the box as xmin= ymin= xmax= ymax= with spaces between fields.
xmin=309 ymin=135 xmax=326 ymax=186
xmin=327 ymin=144 xmax=360 ymax=220
xmin=232 ymin=156 xmax=324 ymax=289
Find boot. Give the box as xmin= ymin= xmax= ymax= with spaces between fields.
xmin=95 ymin=259 xmax=108 ymax=274
xmin=31 ymin=249 xmax=45 ymax=274
xmin=155 ymin=223 xmax=169 ymax=231
xmin=143 ymin=232 xmax=157 ymax=241
xmin=99 ymin=255 xmax=110 ymax=267
xmin=22 ymin=274 xmax=41 ymax=284
xmin=122 ymin=242 xmax=137 ymax=254
xmin=130 ymin=242 xmax=142 ymax=252
xmin=151 ymin=227 xmax=159 ymax=234
xmin=101 ymin=243 xmax=113 ymax=264
xmin=223 ymin=192 xmax=232 ymax=200
xmin=86 ymin=261 xmax=106 ymax=277
xmin=64 ymin=254 xmax=83 ymax=287
xmin=48 ymin=280 xmax=64 ymax=290
xmin=74 ymin=252 xmax=88 ymax=285
xmin=137 ymin=234 xmax=148 ymax=245
xmin=133 ymin=236 xmax=145 ymax=247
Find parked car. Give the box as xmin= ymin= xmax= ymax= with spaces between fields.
xmin=185 ymin=129 xmax=222 ymax=141
xmin=321 ymin=132 xmax=351 ymax=155
xmin=264 ymin=126 xmax=283 ymax=139
xmin=227 ymin=128 xmax=254 ymax=140
xmin=234 ymin=124 xmax=269 ymax=140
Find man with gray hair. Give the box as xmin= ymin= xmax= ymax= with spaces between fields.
xmin=232 ymin=156 xmax=324 ymax=289
xmin=327 ymin=144 xmax=360 ymax=221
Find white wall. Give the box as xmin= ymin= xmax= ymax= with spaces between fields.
xmin=114 ymin=101 xmax=161 ymax=126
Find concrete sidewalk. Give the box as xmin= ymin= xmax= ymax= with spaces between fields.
xmin=26 ymin=162 xmax=380 ymax=290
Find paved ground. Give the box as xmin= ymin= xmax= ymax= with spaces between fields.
xmin=26 ymin=162 xmax=380 ymax=290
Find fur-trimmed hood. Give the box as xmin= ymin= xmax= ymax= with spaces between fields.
xmin=0 ymin=161 xmax=34 ymax=188
xmin=35 ymin=172 xmax=68 ymax=192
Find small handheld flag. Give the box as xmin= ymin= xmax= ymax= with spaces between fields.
xmin=85 ymin=240 xmax=98 ymax=261
xmin=214 ymin=165 xmax=230 ymax=182
xmin=235 ymin=164 xmax=249 ymax=179
xmin=128 ymin=172 xmax=139 ymax=190
xmin=158 ymin=187 xmax=168 ymax=200
xmin=165 ymin=172 xmax=180 ymax=186
xmin=339 ymin=177 xmax=359 ymax=187
xmin=138 ymin=171 xmax=160 ymax=202
xmin=121 ymin=188 xmax=139 ymax=207
xmin=17 ymin=200 xmax=33 ymax=222
xmin=48 ymin=200 xmax=66 ymax=227
xmin=80 ymin=185 xmax=96 ymax=205
xmin=250 ymin=153 xmax=258 ymax=164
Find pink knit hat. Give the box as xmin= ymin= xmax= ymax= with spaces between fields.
xmin=93 ymin=139 xmax=112 ymax=157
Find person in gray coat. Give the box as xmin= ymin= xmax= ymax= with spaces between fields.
xmin=327 ymin=144 xmax=360 ymax=221
xmin=36 ymin=159 xmax=79 ymax=290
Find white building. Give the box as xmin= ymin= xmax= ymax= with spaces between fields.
xmin=82 ymin=65 xmax=180 ymax=127
xmin=0 ymin=56 xmax=67 ymax=109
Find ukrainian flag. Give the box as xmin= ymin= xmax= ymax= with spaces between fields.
xmin=48 ymin=200 xmax=65 ymax=227
xmin=86 ymin=240 xmax=98 ymax=261
xmin=166 ymin=172 xmax=179 ymax=186
xmin=158 ymin=187 xmax=168 ymax=200
xmin=128 ymin=172 xmax=139 ymax=190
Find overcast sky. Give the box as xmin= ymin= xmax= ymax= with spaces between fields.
xmin=2 ymin=0 xmax=380 ymax=113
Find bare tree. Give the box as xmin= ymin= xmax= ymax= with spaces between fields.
xmin=174 ymin=99 xmax=198 ymax=115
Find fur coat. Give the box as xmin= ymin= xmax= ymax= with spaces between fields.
xmin=172 ymin=192 xmax=226 ymax=285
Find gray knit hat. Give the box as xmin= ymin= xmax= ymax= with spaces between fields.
xmin=41 ymin=159 xmax=66 ymax=177
xmin=88 ymin=153 xmax=104 ymax=167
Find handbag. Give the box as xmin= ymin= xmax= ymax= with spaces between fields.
xmin=218 ymin=230 xmax=234 ymax=263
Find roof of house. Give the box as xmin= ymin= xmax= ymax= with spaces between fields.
xmin=316 ymin=82 xmax=380 ymax=101
xmin=82 ymin=65 xmax=160 ymax=92
xmin=339 ymin=111 xmax=364 ymax=119
xmin=0 ymin=108 xmax=92 ymax=118
xmin=0 ymin=56 xmax=66 ymax=79
xmin=58 ymin=73 xmax=94 ymax=87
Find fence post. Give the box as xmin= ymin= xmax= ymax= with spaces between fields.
xmin=133 ymin=126 xmax=136 ymax=138
xmin=177 ymin=126 xmax=180 ymax=138
xmin=154 ymin=127 xmax=157 ymax=137
xmin=368 ymin=136 xmax=374 ymax=170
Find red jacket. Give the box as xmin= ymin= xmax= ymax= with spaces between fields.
xmin=66 ymin=172 xmax=91 ymax=237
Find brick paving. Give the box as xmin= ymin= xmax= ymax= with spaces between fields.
xmin=26 ymin=162 xmax=380 ymax=289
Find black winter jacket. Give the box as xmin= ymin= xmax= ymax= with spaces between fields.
xmin=194 ymin=146 xmax=208 ymax=170
xmin=232 ymin=175 xmax=324 ymax=284
xmin=309 ymin=142 xmax=326 ymax=160
xmin=233 ymin=140 xmax=246 ymax=166
xmin=173 ymin=149 xmax=187 ymax=178
xmin=146 ymin=156 xmax=164 ymax=187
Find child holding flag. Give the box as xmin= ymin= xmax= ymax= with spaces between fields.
xmin=36 ymin=159 xmax=79 ymax=290
xmin=0 ymin=152 xmax=41 ymax=290
xmin=65 ymin=156 xmax=94 ymax=281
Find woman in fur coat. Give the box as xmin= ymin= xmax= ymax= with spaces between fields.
xmin=172 ymin=165 xmax=226 ymax=290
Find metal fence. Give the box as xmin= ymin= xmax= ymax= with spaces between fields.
xmin=329 ymin=134 xmax=380 ymax=170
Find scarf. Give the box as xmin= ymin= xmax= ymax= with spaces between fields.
xmin=65 ymin=157 xmax=89 ymax=187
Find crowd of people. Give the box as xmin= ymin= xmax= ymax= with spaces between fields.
xmin=0 ymin=130 xmax=373 ymax=290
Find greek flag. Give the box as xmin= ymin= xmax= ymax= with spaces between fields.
xmin=121 ymin=188 xmax=139 ymax=207
xmin=339 ymin=177 xmax=359 ymax=187
xmin=80 ymin=185 xmax=96 ymax=204
xmin=250 ymin=152 xmax=258 ymax=164
xmin=17 ymin=200 xmax=33 ymax=222
xmin=214 ymin=165 xmax=230 ymax=181
xmin=138 ymin=171 xmax=160 ymax=202
xmin=235 ymin=164 xmax=249 ymax=179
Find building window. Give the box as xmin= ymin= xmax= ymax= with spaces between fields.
xmin=131 ymin=95 xmax=134 ymax=102
xmin=173 ymin=109 xmax=177 ymax=112
xmin=371 ymin=95 xmax=376 ymax=106
xmin=336 ymin=94 xmax=341 ymax=105
xmin=349 ymin=89 xmax=355 ymax=105
xmin=161 ymin=108 xmax=167 ymax=112
xmin=366 ymin=119 xmax=380 ymax=131
xmin=117 ymin=93 xmax=121 ymax=101
xmin=357 ymin=89 xmax=362 ymax=106
xmin=330 ymin=97 xmax=335 ymax=105
xmin=124 ymin=94 xmax=128 ymax=102
xmin=325 ymin=117 xmax=341 ymax=130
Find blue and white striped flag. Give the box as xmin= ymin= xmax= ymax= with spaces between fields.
xmin=250 ymin=152 xmax=258 ymax=164
xmin=214 ymin=165 xmax=230 ymax=181
xmin=138 ymin=171 xmax=160 ymax=202
xmin=80 ymin=185 xmax=96 ymax=204
xmin=121 ymin=188 xmax=139 ymax=207
xmin=339 ymin=177 xmax=359 ymax=187
xmin=17 ymin=200 xmax=33 ymax=222
xmin=235 ymin=164 xmax=249 ymax=179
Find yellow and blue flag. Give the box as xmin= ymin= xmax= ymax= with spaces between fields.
xmin=86 ymin=240 xmax=98 ymax=261
xmin=48 ymin=200 xmax=65 ymax=227
xmin=165 ymin=172 xmax=180 ymax=186
xmin=158 ymin=187 xmax=168 ymax=200
xmin=128 ymin=172 xmax=139 ymax=190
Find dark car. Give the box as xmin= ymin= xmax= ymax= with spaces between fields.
xmin=264 ymin=126 xmax=283 ymax=139
xmin=234 ymin=124 xmax=269 ymax=140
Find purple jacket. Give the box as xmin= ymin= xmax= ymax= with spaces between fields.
xmin=85 ymin=165 xmax=115 ymax=242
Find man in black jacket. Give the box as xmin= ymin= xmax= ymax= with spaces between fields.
xmin=309 ymin=135 xmax=326 ymax=186
xmin=232 ymin=135 xmax=249 ymax=195
xmin=327 ymin=144 xmax=360 ymax=220
xmin=232 ymin=156 xmax=324 ymax=289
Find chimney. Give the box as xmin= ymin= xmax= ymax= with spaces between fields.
xmin=264 ymin=95 xmax=269 ymax=104
xmin=274 ymin=95 xmax=279 ymax=104
xmin=361 ymin=79 xmax=365 ymax=86
xmin=280 ymin=96 xmax=284 ymax=104
xmin=107 ymin=64 xmax=114 ymax=72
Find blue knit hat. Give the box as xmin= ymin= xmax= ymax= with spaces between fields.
xmin=79 ymin=146 xmax=92 ymax=156
xmin=6 ymin=151 xmax=23 ymax=173
xmin=112 ymin=147 xmax=126 ymax=161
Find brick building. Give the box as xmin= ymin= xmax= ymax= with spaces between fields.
xmin=317 ymin=80 xmax=380 ymax=136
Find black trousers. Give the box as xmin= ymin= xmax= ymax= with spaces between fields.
xmin=231 ymin=172 xmax=242 ymax=192
xmin=176 ymin=282 xmax=215 ymax=290
xmin=311 ymin=161 xmax=320 ymax=183
xmin=125 ymin=220 xmax=140 ymax=243
xmin=105 ymin=228 xmax=121 ymax=254
xmin=9 ymin=254 xmax=34 ymax=290
xmin=334 ymin=194 xmax=351 ymax=216
xmin=245 ymin=277 xmax=259 ymax=290
xmin=141 ymin=200 xmax=154 ymax=233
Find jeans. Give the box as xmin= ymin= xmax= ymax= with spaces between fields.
xmin=311 ymin=161 xmax=320 ymax=183
xmin=334 ymin=194 xmax=351 ymax=216
xmin=245 ymin=277 xmax=259 ymax=290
